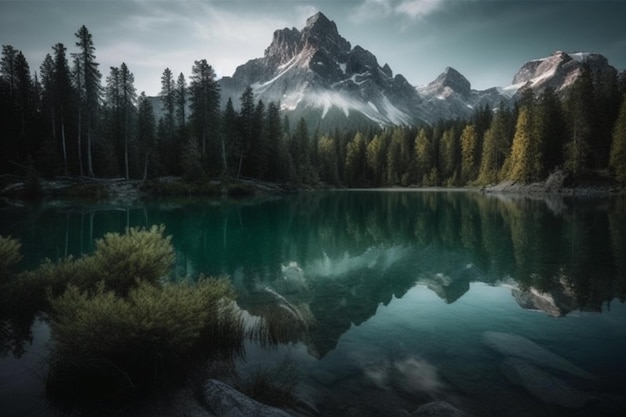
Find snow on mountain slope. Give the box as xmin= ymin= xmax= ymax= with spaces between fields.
xmin=503 ymin=51 xmax=617 ymax=96
xmin=219 ymin=12 xmax=424 ymax=127
xmin=216 ymin=14 xmax=620 ymax=127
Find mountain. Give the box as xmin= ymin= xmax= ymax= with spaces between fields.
xmin=207 ymin=14 xmax=621 ymax=128
xmin=416 ymin=66 xmax=506 ymax=120
xmin=219 ymin=12 xmax=426 ymax=129
xmin=501 ymin=50 xmax=619 ymax=97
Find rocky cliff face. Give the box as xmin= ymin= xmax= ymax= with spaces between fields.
xmin=217 ymin=14 xmax=620 ymax=127
xmin=502 ymin=50 xmax=618 ymax=97
xmin=417 ymin=67 xmax=506 ymax=120
xmin=219 ymin=12 xmax=425 ymax=127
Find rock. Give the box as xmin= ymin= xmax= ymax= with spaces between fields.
xmin=499 ymin=357 xmax=596 ymax=409
xmin=203 ymin=379 xmax=293 ymax=417
xmin=411 ymin=401 xmax=473 ymax=417
xmin=483 ymin=331 xmax=595 ymax=380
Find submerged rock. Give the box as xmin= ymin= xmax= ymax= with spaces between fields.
xmin=482 ymin=331 xmax=595 ymax=380
xmin=203 ymin=379 xmax=293 ymax=417
xmin=499 ymin=357 xmax=596 ymax=409
xmin=410 ymin=401 xmax=474 ymax=416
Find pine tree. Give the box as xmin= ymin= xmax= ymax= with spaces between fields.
xmin=249 ymin=99 xmax=268 ymax=178
xmin=1 ymin=48 xmax=37 ymax=163
xmin=137 ymin=92 xmax=157 ymax=180
xmin=290 ymin=117 xmax=314 ymax=183
xmin=345 ymin=131 xmax=367 ymax=186
xmin=563 ymin=65 xmax=594 ymax=177
xmin=159 ymin=68 xmax=176 ymax=141
xmin=52 ymin=44 xmax=73 ymax=175
xmin=387 ymin=127 xmax=412 ymax=185
xmin=189 ymin=59 xmax=220 ymax=163
xmin=439 ymin=127 xmax=459 ymax=185
xmin=103 ymin=64 xmax=135 ymax=178
xmin=175 ymin=72 xmax=187 ymax=127
xmin=414 ymin=128 xmax=433 ymax=185
xmin=119 ymin=63 xmax=136 ymax=180
xmin=237 ymin=86 xmax=255 ymax=177
xmin=609 ymin=93 xmax=626 ymax=184
xmin=460 ymin=124 xmax=479 ymax=183
xmin=367 ymin=133 xmax=387 ymax=187
xmin=484 ymin=106 xmax=514 ymax=183
xmin=73 ymin=26 xmax=102 ymax=177
xmin=504 ymin=106 xmax=537 ymax=183
xmin=266 ymin=101 xmax=290 ymax=181
xmin=318 ymin=134 xmax=339 ymax=185
xmin=222 ymin=97 xmax=239 ymax=177
xmin=593 ymin=67 xmax=620 ymax=168
xmin=533 ymin=87 xmax=565 ymax=174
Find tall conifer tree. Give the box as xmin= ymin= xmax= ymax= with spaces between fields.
xmin=74 ymin=26 xmax=101 ymax=177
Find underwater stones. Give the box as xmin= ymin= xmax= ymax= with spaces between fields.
xmin=410 ymin=401 xmax=474 ymax=417
xmin=483 ymin=331 xmax=600 ymax=409
xmin=203 ymin=379 xmax=293 ymax=417
xmin=482 ymin=331 xmax=595 ymax=380
xmin=499 ymin=358 xmax=595 ymax=409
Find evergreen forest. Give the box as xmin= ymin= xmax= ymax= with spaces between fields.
xmin=2 ymin=26 xmax=626 ymax=188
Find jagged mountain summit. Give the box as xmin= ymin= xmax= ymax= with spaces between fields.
xmin=416 ymin=66 xmax=505 ymax=120
xmin=219 ymin=12 xmax=425 ymax=128
xmin=501 ymin=50 xmax=618 ymax=97
xmin=216 ymin=13 xmax=621 ymax=127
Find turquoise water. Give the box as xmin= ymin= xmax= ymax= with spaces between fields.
xmin=1 ymin=191 xmax=625 ymax=416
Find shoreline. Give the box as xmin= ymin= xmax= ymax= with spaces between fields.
xmin=1 ymin=172 xmax=624 ymax=204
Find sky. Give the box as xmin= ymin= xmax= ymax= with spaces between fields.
xmin=1 ymin=0 xmax=625 ymax=96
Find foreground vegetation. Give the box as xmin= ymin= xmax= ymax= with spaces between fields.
xmin=0 ymin=226 xmax=247 ymax=409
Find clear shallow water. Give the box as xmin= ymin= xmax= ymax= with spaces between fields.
xmin=1 ymin=191 xmax=625 ymax=416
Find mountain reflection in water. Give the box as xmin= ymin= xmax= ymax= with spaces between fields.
xmin=1 ymin=191 xmax=625 ymax=417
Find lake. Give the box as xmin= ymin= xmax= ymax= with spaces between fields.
xmin=1 ymin=190 xmax=625 ymax=416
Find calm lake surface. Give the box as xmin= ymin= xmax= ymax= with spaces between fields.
xmin=1 ymin=191 xmax=625 ymax=416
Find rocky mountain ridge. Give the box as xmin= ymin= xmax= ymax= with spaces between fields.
xmin=213 ymin=12 xmax=621 ymax=127
xmin=220 ymin=12 xmax=424 ymax=128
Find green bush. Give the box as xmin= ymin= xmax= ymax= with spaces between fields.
xmin=4 ymin=225 xmax=174 ymax=313
xmin=47 ymin=277 xmax=243 ymax=396
xmin=8 ymin=256 xmax=95 ymax=313
xmin=0 ymin=236 xmax=22 ymax=281
xmin=90 ymin=225 xmax=175 ymax=295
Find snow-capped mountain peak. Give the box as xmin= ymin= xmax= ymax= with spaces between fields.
xmin=218 ymin=14 xmax=620 ymax=128
xmin=219 ymin=12 xmax=424 ymax=128
xmin=503 ymin=50 xmax=616 ymax=96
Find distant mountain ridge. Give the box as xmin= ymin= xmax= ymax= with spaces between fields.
xmin=212 ymin=12 xmax=621 ymax=127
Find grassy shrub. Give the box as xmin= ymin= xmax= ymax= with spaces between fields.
xmin=47 ymin=277 xmax=244 ymax=400
xmin=90 ymin=225 xmax=175 ymax=295
xmin=8 ymin=256 xmax=95 ymax=313
xmin=238 ymin=357 xmax=300 ymax=408
xmin=0 ymin=236 xmax=22 ymax=282
xmin=3 ymin=225 xmax=174 ymax=313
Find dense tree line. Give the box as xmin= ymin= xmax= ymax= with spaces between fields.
xmin=2 ymin=27 xmax=626 ymax=186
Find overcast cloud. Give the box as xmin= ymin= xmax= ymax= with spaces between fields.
xmin=1 ymin=0 xmax=624 ymax=96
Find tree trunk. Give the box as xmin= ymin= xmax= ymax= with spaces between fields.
xmin=124 ymin=111 xmax=129 ymax=180
xmin=61 ymin=121 xmax=68 ymax=175
xmin=77 ymin=106 xmax=84 ymax=176
xmin=142 ymin=152 xmax=149 ymax=183
xmin=87 ymin=118 xmax=95 ymax=177
xmin=221 ymin=136 xmax=227 ymax=176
